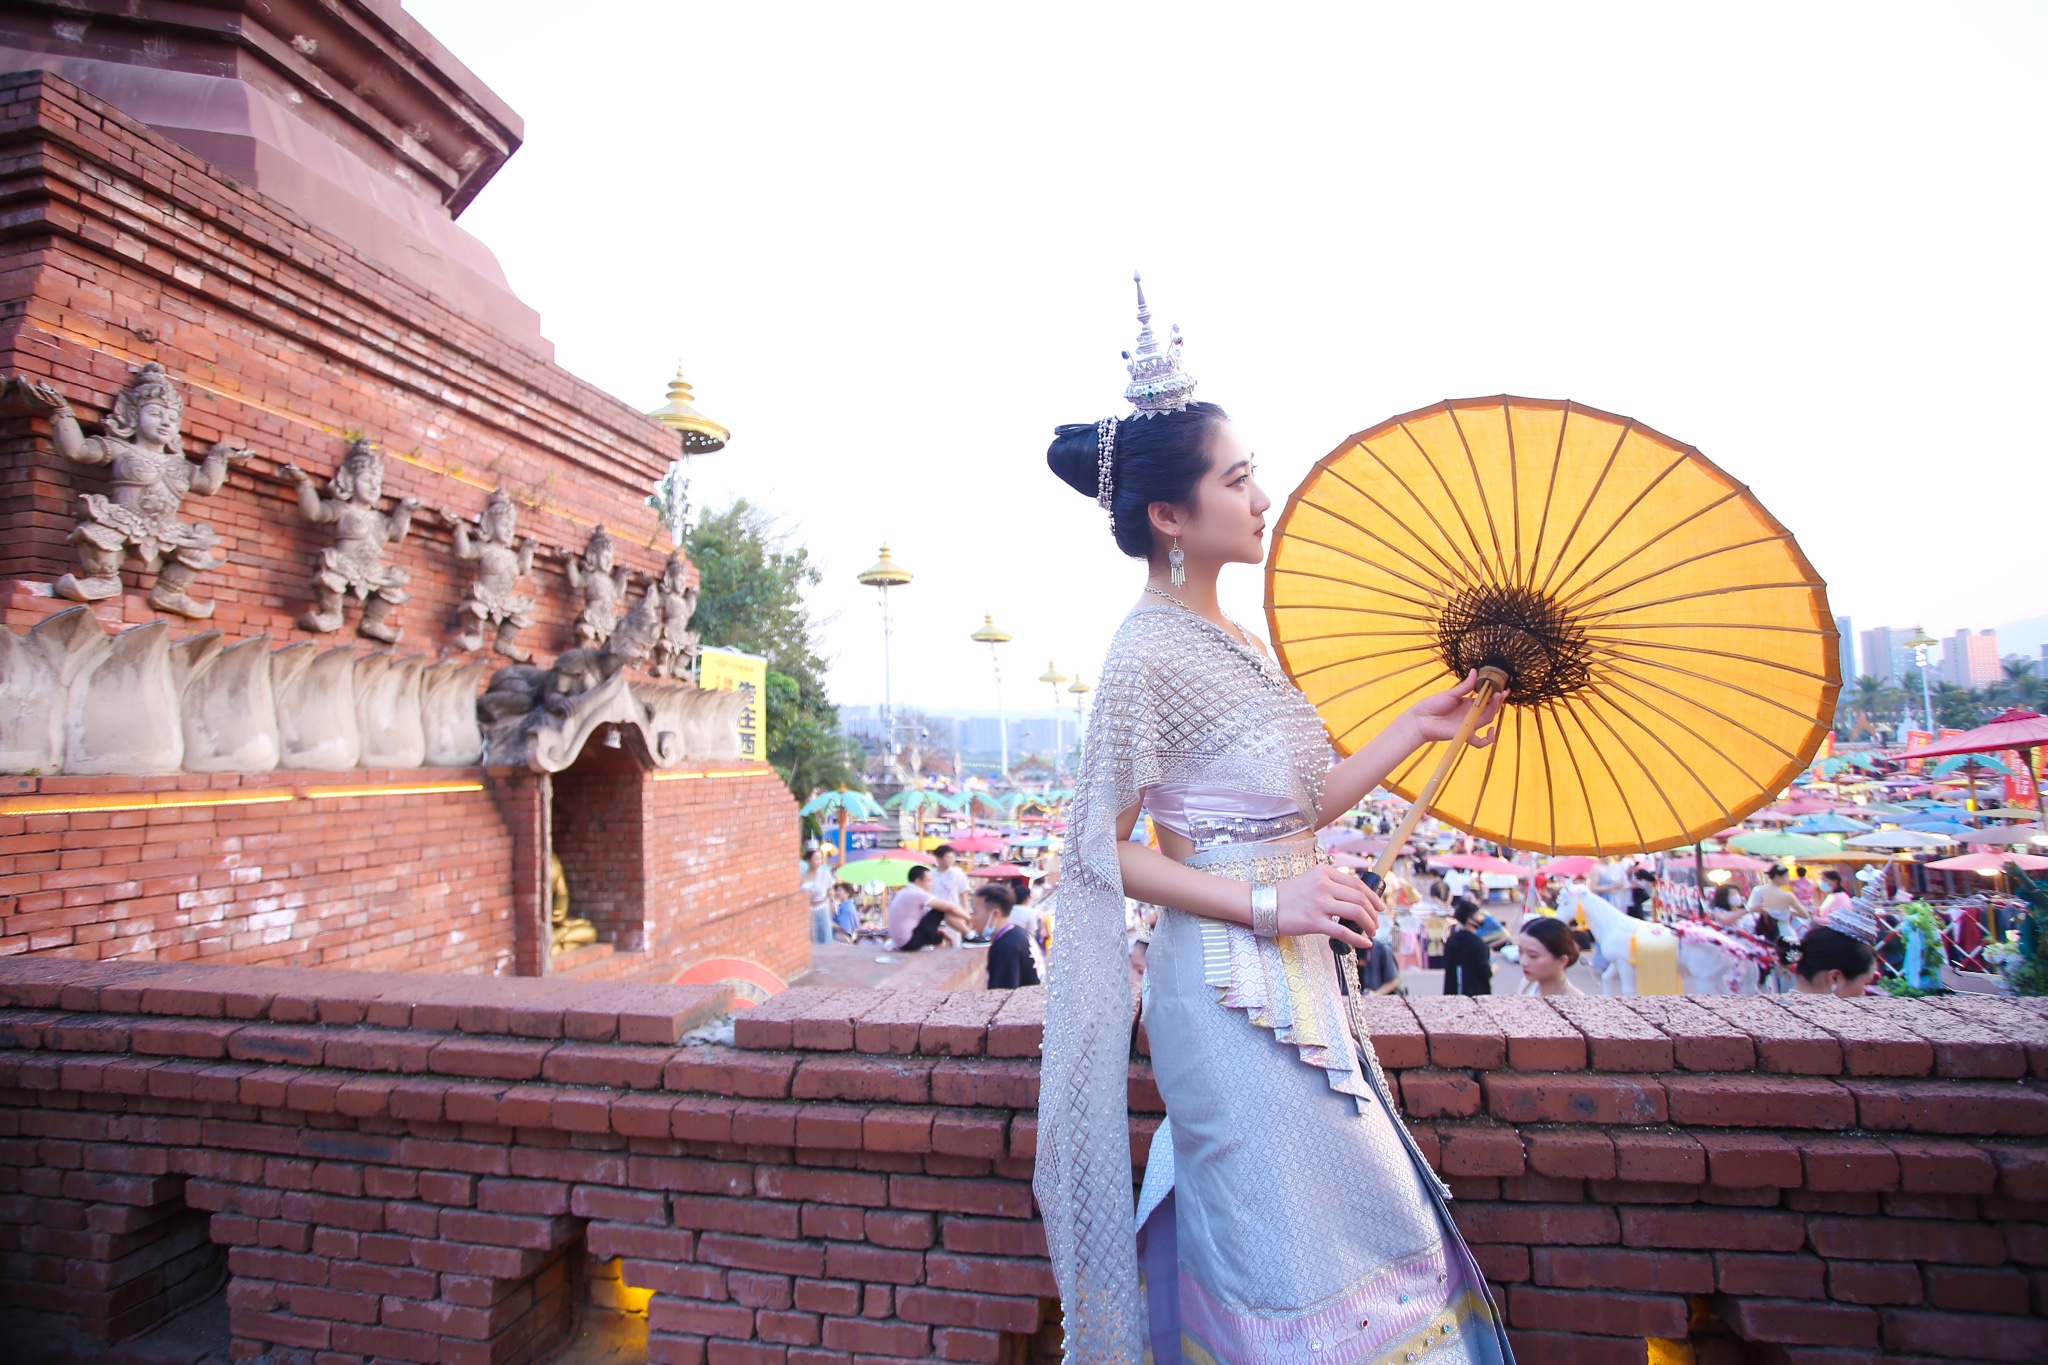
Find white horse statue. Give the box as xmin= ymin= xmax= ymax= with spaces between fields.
xmin=1555 ymin=885 xmax=1759 ymax=996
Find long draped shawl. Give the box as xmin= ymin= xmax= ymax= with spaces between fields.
xmin=1035 ymin=606 xmax=1335 ymax=1365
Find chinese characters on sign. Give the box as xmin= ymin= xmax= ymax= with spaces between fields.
xmin=698 ymin=647 xmax=767 ymax=761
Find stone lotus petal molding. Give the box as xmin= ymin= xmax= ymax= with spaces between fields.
xmin=66 ymin=620 xmax=181 ymax=775
xmin=0 ymin=608 xmax=107 ymax=772
xmin=181 ymin=636 xmax=281 ymax=773
xmin=354 ymin=652 xmax=428 ymax=768
xmin=273 ymin=643 xmax=361 ymax=771
xmin=0 ymin=608 xmax=747 ymax=776
xmin=420 ymin=661 xmax=487 ymax=767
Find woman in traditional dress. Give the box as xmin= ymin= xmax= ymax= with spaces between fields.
xmin=1036 ymin=278 xmax=1515 ymax=1365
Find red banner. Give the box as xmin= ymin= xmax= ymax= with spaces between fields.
xmin=1902 ymin=730 xmax=1933 ymax=773
xmin=2006 ymin=750 xmax=2038 ymax=804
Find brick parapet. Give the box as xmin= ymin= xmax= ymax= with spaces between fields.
xmin=0 ymin=962 xmax=2043 ymax=1363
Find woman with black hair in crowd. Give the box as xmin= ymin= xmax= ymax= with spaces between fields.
xmin=1793 ymin=925 xmax=1879 ymax=997
xmin=1513 ymin=915 xmax=1584 ymax=997
xmin=1441 ymin=897 xmax=1494 ymax=996
xmin=1034 ymin=279 xmax=1514 ymax=1364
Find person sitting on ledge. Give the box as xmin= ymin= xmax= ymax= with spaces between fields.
xmin=885 ymin=864 xmax=968 ymax=952
xmin=830 ymin=881 xmax=861 ymax=943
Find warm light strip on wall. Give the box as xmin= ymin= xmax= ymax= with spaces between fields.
xmin=2 ymin=781 xmax=489 ymax=817
xmin=652 ymin=767 xmax=770 ymax=782
xmin=304 ymin=782 xmax=486 ymax=800
xmin=0 ymin=791 xmax=296 ymax=817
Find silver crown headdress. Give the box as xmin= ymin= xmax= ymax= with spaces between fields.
xmin=1097 ymin=273 xmax=1198 ymax=519
xmin=1122 ymin=272 xmax=1197 ymax=417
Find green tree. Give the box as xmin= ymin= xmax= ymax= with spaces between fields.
xmin=685 ymin=500 xmax=864 ymax=799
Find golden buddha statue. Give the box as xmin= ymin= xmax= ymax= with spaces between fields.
xmin=548 ymin=852 xmax=597 ymax=952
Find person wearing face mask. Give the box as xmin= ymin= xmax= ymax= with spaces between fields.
xmin=1035 ymin=279 xmax=1514 ymax=1365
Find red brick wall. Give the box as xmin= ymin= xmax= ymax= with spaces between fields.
xmin=1 ymin=762 xmax=809 ymax=987
xmin=0 ymin=960 xmax=2042 ymax=1365
xmin=0 ymin=71 xmax=688 ymax=650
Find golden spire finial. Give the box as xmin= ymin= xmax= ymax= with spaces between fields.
xmin=648 ymin=363 xmax=729 ymax=454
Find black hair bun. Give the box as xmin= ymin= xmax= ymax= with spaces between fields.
xmin=1047 ymin=423 xmax=1101 ymax=500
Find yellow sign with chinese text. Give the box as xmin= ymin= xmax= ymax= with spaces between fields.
xmin=698 ymin=647 xmax=768 ymax=764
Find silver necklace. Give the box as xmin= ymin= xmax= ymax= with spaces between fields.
xmin=1145 ymin=586 xmax=1261 ymax=655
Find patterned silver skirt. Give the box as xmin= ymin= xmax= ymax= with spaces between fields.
xmin=1137 ymin=833 xmax=1512 ymax=1365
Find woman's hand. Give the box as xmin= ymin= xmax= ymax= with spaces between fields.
xmin=1275 ymin=866 xmax=1383 ymax=950
xmin=1405 ymin=669 xmax=1509 ymax=747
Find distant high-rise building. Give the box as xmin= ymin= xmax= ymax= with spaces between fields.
xmin=1835 ymin=616 xmax=1854 ymax=684
xmin=1858 ymin=626 xmax=1910 ymax=684
xmin=1943 ymin=630 xmax=2001 ymax=689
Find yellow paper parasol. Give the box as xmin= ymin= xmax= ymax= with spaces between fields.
xmin=1266 ymin=396 xmax=1839 ymax=856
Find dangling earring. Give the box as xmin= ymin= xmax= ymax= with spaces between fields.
xmin=1169 ymin=536 xmax=1185 ymax=588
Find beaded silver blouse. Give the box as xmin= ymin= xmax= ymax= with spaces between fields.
xmin=1034 ymin=604 xmax=1335 ymax=1365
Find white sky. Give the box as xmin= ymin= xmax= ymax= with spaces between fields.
xmin=410 ymin=1 xmax=2048 ymax=717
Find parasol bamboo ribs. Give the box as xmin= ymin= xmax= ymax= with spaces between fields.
xmin=1363 ymin=665 xmax=1508 ymax=892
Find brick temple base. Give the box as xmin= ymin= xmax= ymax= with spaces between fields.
xmin=0 ymin=959 xmax=2042 ymax=1364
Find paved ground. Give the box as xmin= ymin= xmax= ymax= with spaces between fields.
xmin=792 ymin=939 xmax=990 ymax=992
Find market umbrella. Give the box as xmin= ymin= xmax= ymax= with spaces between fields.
xmin=1901 ymin=709 xmax=2048 ymax=828
xmin=1787 ymin=814 xmax=1873 ymax=835
xmin=800 ymin=788 xmax=885 ymax=862
xmin=1926 ymin=851 xmax=2048 ymax=874
xmin=1847 ymin=829 xmax=1957 ymax=850
xmin=1978 ymin=806 xmax=2041 ymax=821
xmin=1267 ymin=398 xmax=1838 ymax=860
xmin=837 ymin=858 xmax=929 ymax=888
xmin=1904 ymin=821 xmax=1982 ymax=841
xmin=1727 ymin=831 xmax=1846 ymax=859
xmin=1537 ymin=855 xmax=1598 ymax=878
xmin=967 ymin=862 xmax=1034 ymax=878
xmin=944 ymin=833 xmax=1008 ymax=854
xmin=1703 ymin=851 xmax=1772 ymax=872
xmin=1433 ymin=853 xmax=1528 ymax=877
xmin=1964 ymin=825 xmax=2042 ymax=846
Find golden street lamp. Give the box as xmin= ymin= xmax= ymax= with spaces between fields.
xmin=971 ymin=615 xmax=1013 ymax=779
xmin=645 ymin=367 xmax=728 ymax=543
xmin=1038 ymin=660 xmax=1068 ymax=774
xmin=857 ymin=544 xmax=914 ymax=760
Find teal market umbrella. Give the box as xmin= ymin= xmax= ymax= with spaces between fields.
xmin=801 ymin=788 xmax=884 ymax=861
xmin=1787 ymin=814 xmax=1874 ymax=835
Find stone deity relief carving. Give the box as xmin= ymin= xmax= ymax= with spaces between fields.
xmin=648 ymin=552 xmax=701 ymax=681
xmin=562 ymin=524 xmax=633 ymax=649
xmin=282 ymin=439 xmax=417 ymax=644
xmin=442 ymin=488 xmax=538 ymax=660
xmin=12 ymin=364 xmax=254 ymax=618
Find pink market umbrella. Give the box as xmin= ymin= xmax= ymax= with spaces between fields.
xmin=944 ymin=834 xmax=1007 ymax=854
xmin=1703 ymin=852 xmax=1772 ymax=872
xmin=967 ymin=862 xmax=1034 ymax=878
xmin=1925 ymin=851 xmax=2048 ymax=874
xmin=1537 ymin=856 xmax=1597 ymax=878
xmin=1433 ymin=853 xmax=1527 ymax=878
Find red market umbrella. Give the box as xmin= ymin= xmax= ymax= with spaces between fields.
xmin=1901 ymin=709 xmax=2048 ymax=824
xmin=1537 ymin=856 xmax=1597 ymax=878
xmin=967 ymin=862 xmax=1033 ymax=878
xmin=944 ymin=834 xmax=1007 ymax=854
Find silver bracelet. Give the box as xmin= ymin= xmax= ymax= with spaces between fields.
xmin=1250 ymin=883 xmax=1279 ymax=938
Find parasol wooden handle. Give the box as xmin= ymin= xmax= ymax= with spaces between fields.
xmin=1366 ymin=666 xmax=1509 ymax=888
